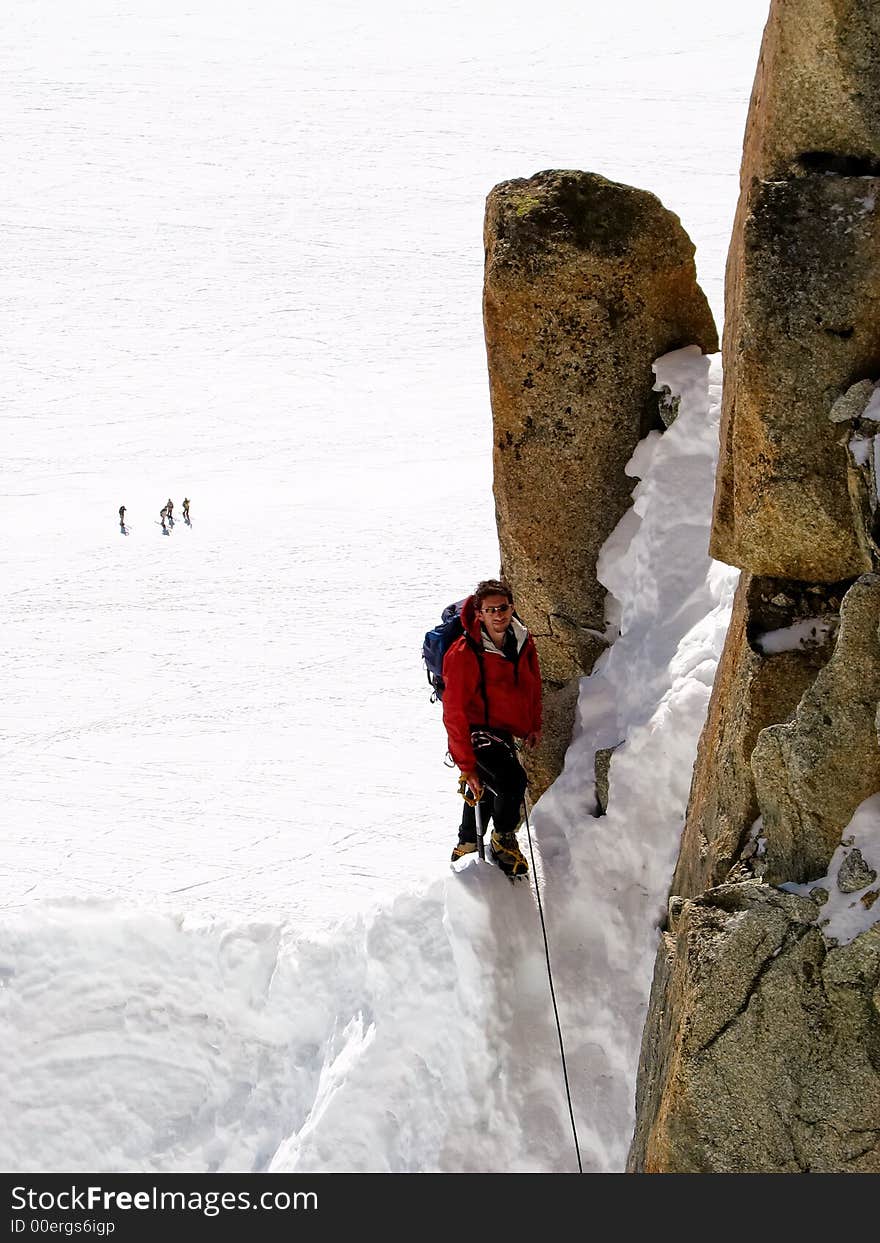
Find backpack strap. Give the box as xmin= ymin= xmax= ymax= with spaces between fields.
xmin=463 ymin=633 xmax=490 ymax=725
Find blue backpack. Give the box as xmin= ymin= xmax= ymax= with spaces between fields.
xmin=423 ymin=599 xmax=492 ymax=726
xmin=422 ymin=599 xmax=467 ymax=701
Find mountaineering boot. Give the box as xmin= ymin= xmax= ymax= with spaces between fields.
xmin=451 ymin=831 xmax=478 ymax=862
xmin=490 ymin=831 xmax=528 ymax=878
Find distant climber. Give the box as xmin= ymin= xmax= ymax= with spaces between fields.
xmin=166 ymin=498 xmax=174 ymax=525
xmin=118 ymin=505 xmax=126 ymax=527
xmin=160 ymin=504 xmax=169 ymax=533
xmin=182 ymin=497 xmax=190 ymax=523
xmin=442 ymin=579 xmax=542 ymax=877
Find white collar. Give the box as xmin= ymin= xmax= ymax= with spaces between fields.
xmin=481 ymin=615 xmax=528 ymax=655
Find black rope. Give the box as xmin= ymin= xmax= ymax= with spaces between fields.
xmin=522 ymin=793 xmax=583 ymax=1174
xmin=467 ymin=750 xmax=583 ymax=1171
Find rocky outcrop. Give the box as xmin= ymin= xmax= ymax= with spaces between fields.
xmin=483 ymin=169 xmax=717 ymax=792
xmin=753 ymin=574 xmax=880 ymax=885
xmin=712 ymin=173 xmax=880 ymax=580
xmin=630 ymin=1 xmax=880 ymax=1173
xmin=711 ymin=0 xmax=880 ymax=581
xmin=736 ymin=0 xmax=880 ymax=190
xmin=629 ymin=882 xmax=880 ymax=1173
xmin=672 ymin=573 xmax=845 ymax=900
xmin=835 ymin=377 xmax=880 ymax=567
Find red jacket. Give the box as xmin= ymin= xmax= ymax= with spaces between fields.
xmin=441 ymin=595 xmax=543 ymax=773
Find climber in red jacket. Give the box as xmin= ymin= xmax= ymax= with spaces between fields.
xmin=442 ymin=578 xmax=542 ymax=876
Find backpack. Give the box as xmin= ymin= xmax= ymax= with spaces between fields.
xmin=423 ymin=599 xmax=492 ymax=728
xmin=422 ymin=599 xmax=467 ymax=701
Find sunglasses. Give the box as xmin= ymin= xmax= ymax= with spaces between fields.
xmin=482 ymin=603 xmax=511 ymax=614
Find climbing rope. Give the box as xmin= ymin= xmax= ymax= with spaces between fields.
xmin=455 ymin=763 xmax=583 ymax=1171
xmin=522 ymin=793 xmax=583 ymax=1174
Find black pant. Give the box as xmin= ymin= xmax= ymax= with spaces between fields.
xmin=459 ymin=730 xmax=527 ymax=840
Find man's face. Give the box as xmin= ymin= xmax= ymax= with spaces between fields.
xmin=478 ymin=593 xmax=513 ymax=643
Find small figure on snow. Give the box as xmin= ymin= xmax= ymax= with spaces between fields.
xmin=182 ymin=497 xmax=190 ymax=524
xmin=160 ymin=504 xmax=169 ymax=533
xmin=442 ymin=579 xmax=542 ymax=878
xmin=165 ymin=498 xmax=174 ymax=525
xmin=119 ymin=505 xmax=126 ymax=529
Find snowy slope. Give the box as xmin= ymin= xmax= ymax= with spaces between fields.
xmin=2 ymin=349 xmax=736 ymax=1172
xmin=2 ymin=0 xmax=767 ymax=923
xmin=1 ymin=0 xmax=770 ymax=1172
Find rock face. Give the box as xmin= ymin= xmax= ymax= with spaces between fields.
xmin=629 ymin=883 xmax=880 ymax=1173
xmin=630 ymin=1 xmax=880 ymax=1173
xmin=672 ymin=573 xmax=845 ymax=900
xmin=835 ymin=377 xmax=880 ymax=567
xmin=736 ymin=0 xmax=880 ymax=190
xmin=753 ymin=574 xmax=880 ymax=885
xmin=483 ymin=169 xmax=717 ymax=791
xmin=711 ymin=0 xmax=880 ymax=581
